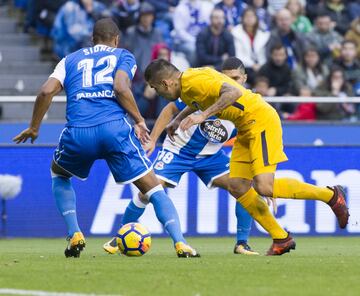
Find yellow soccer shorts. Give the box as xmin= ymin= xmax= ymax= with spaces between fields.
xmin=230 ymin=114 xmax=288 ymax=180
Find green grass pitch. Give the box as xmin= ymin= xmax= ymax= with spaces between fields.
xmin=0 ymin=237 xmax=359 ymax=296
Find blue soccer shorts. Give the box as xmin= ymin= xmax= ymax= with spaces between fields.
xmin=153 ymin=148 xmax=230 ymax=188
xmin=53 ymin=118 xmax=152 ymax=183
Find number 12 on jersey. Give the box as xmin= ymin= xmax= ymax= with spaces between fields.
xmin=77 ymin=55 xmax=117 ymax=87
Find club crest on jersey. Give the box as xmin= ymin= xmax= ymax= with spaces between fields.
xmin=154 ymin=161 xmax=164 ymax=170
xmin=199 ymin=120 xmax=229 ymax=143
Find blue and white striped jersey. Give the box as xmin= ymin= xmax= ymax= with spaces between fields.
xmin=162 ymin=99 xmax=237 ymax=157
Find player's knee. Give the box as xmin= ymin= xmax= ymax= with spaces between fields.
xmin=253 ymin=181 xmax=273 ymax=197
xmin=228 ymin=178 xmax=251 ymax=198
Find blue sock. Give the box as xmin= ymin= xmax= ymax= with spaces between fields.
xmin=235 ymin=202 xmax=253 ymax=244
xmin=148 ymin=186 xmax=186 ymax=245
xmin=52 ymin=176 xmax=80 ymax=237
xmin=121 ymin=200 xmax=145 ymax=226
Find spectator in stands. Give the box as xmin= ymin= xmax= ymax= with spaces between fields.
xmin=267 ymin=8 xmax=308 ymax=69
xmin=259 ymin=43 xmax=292 ymax=97
xmin=232 ymin=7 xmax=270 ymax=85
xmin=253 ymin=76 xmax=270 ymax=96
xmin=315 ymin=67 xmax=355 ymax=120
xmin=147 ymin=0 xmax=179 ymax=45
xmin=307 ymin=12 xmax=343 ymax=65
xmin=215 ymin=0 xmax=246 ymax=30
xmin=36 ymin=0 xmax=67 ymax=57
xmin=317 ymin=0 xmax=351 ymax=35
xmin=267 ymin=0 xmax=288 ymax=16
xmin=111 ymin=0 xmax=140 ymax=34
xmin=333 ymin=40 xmax=360 ymax=88
xmin=147 ymin=0 xmax=179 ymax=17
xmin=293 ymin=47 xmax=329 ymax=95
xmin=52 ymin=0 xmax=108 ymax=58
xmin=124 ymin=2 xmax=163 ymax=118
xmin=196 ymin=8 xmax=235 ymax=69
xmin=140 ymin=43 xmax=172 ymax=119
xmin=348 ymin=1 xmax=360 ymax=22
xmin=251 ymin=0 xmax=271 ymax=31
xmin=173 ymin=0 xmax=214 ymax=66
xmin=286 ymin=0 xmax=312 ymax=33
xmin=345 ymin=18 xmax=360 ymax=59
xmin=123 ymin=2 xmax=162 ymax=73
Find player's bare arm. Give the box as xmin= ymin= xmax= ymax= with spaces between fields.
xmin=113 ymin=70 xmax=151 ymax=145
xmin=144 ymin=102 xmax=180 ymax=156
xmin=180 ymin=83 xmax=242 ymax=131
xmin=166 ymin=106 xmax=196 ymax=141
xmin=13 ymin=78 xmax=63 ymax=144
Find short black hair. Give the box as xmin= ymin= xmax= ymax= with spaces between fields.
xmin=221 ymin=57 xmax=245 ymax=73
xmin=144 ymin=59 xmax=180 ymax=82
xmin=316 ymin=10 xmax=331 ymax=19
xmin=270 ymin=43 xmax=286 ymax=53
xmin=93 ymin=18 xmax=120 ymax=45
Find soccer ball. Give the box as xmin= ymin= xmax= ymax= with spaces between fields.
xmin=116 ymin=223 xmax=151 ymax=256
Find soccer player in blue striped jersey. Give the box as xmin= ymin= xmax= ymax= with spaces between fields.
xmin=13 ymin=18 xmax=199 ymax=258
xmin=104 ymin=57 xmax=259 ymax=255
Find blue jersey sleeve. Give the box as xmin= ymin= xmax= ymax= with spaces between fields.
xmin=174 ymin=98 xmax=187 ymax=111
xmin=230 ymin=128 xmax=237 ymax=140
xmin=116 ymin=49 xmax=137 ymax=80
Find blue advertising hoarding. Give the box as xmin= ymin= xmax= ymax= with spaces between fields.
xmin=0 ymin=146 xmax=359 ymax=237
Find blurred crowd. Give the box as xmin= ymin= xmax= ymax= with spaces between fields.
xmin=10 ymin=0 xmax=360 ymax=121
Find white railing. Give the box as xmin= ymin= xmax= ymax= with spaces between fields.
xmin=0 ymin=96 xmax=360 ymax=103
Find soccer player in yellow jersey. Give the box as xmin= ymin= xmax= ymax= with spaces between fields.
xmin=144 ymin=59 xmax=350 ymax=255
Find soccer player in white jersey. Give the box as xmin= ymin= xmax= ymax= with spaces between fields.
xmin=104 ymin=57 xmax=259 ymax=255
xmin=13 ymin=18 xmax=199 ymax=258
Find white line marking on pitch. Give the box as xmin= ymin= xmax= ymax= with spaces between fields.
xmin=0 ymin=289 xmax=121 ymax=296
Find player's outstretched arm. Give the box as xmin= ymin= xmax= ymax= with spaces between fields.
xmin=145 ymin=102 xmax=180 ymax=156
xmin=114 ymin=70 xmax=150 ymax=145
xmin=180 ymin=83 xmax=241 ymax=131
xmin=13 ymin=78 xmax=62 ymax=144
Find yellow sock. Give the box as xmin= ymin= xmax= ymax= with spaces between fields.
xmin=273 ymin=178 xmax=333 ymax=203
xmin=237 ymin=188 xmax=288 ymax=239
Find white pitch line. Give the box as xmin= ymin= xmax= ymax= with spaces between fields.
xmin=0 ymin=289 xmax=121 ymax=296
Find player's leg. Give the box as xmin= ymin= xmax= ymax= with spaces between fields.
xmin=194 ymin=151 xmax=257 ymax=255
xmin=212 ymin=174 xmax=258 ymax=255
xmin=229 ymin=136 xmax=290 ymax=241
xmin=122 ymin=181 xmax=165 ymax=225
xmin=103 ymin=179 xmax=167 ymax=254
xmin=133 ymin=171 xmax=199 ymax=257
xmin=251 ymin=120 xmax=349 ymax=229
xmin=120 ymin=149 xmax=187 ymax=227
xmin=51 ymin=126 xmax=96 ymax=258
xmin=104 ymin=120 xmax=198 ymax=257
xmin=51 ymin=161 xmax=85 ymax=258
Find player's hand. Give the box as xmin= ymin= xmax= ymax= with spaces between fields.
xmin=12 ymin=127 xmax=38 ymax=144
xmin=179 ymin=113 xmax=206 ymax=131
xmin=134 ymin=121 xmax=151 ymax=146
xmin=166 ymin=119 xmax=180 ymax=142
xmin=265 ymin=196 xmax=278 ymax=215
xmin=143 ymin=138 xmax=156 ymax=157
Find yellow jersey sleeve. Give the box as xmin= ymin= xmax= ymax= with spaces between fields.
xmin=180 ymin=67 xmax=225 ymax=108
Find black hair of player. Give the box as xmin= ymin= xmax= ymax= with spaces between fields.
xmin=93 ymin=18 xmax=120 ymax=45
xmin=221 ymin=57 xmax=246 ymax=73
xmin=144 ymin=59 xmax=180 ymax=82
